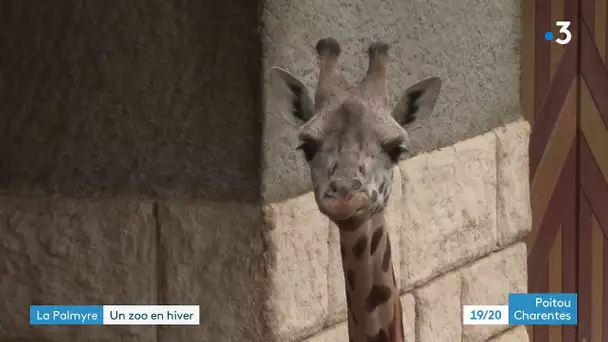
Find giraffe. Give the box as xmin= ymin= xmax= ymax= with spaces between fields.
xmin=270 ymin=37 xmax=442 ymax=342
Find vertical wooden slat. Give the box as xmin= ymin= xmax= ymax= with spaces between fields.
xmin=606 ymin=0 xmax=608 ymax=64
xmin=596 ymin=0 xmax=607 ymax=63
xmin=548 ymin=229 xmax=563 ymax=342
xmin=522 ymin=0 xmax=536 ymax=124
xmin=552 ymin=0 xmax=566 ymax=80
xmin=535 ymin=269 xmax=550 ymax=342
xmin=546 ymin=17 xmax=567 ymax=338
xmin=562 ymin=192 xmax=577 ymax=342
xmin=578 ymin=192 xmax=593 ymax=342
xmin=561 ymin=2 xmax=580 ymax=340
xmin=582 ymin=0 xmax=596 ymax=38
xmin=604 ymin=234 xmax=608 ymax=341
xmin=591 ymin=214 xmax=604 ymax=342
xmin=581 ymin=20 xmax=608 ymax=125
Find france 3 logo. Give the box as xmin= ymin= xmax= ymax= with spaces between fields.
xmin=544 ymin=21 xmax=572 ymax=45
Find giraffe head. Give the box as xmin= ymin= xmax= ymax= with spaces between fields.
xmin=271 ymin=38 xmax=442 ymax=223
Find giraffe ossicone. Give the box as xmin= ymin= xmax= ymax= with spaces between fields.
xmin=270 ymin=37 xmax=443 ymax=342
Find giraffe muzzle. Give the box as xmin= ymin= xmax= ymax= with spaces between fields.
xmin=319 ymin=190 xmax=372 ymax=222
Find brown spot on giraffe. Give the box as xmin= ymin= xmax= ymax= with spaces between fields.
xmin=370 ymin=225 xmax=384 ymax=255
xmin=271 ymin=37 xmax=443 ymax=342
xmin=337 ymin=219 xmax=362 ymax=232
xmin=368 ymin=329 xmax=389 ymax=342
xmin=352 ymin=235 xmax=367 ymax=259
xmin=366 ymin=284 xmax=392 ymax=312
xmin=359 ymin=164 xmax=366 ymax=175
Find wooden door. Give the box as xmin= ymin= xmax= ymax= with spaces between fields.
xmin=524 ymin=0 xmax=608 ymax=340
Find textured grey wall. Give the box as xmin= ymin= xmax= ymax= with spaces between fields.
xmin=0 ymin=0 xmax=521 ymax=204
xmin=0 ymin=1 xmax=262 ymax=203
xmin=262 ymin=0 xmax=522 ymax=203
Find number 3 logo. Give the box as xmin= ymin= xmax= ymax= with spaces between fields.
xmin=556 ymin=21 xmax=572 ymax=45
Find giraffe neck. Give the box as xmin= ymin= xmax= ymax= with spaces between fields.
xmin=336 ymin=214 xmax=404 ymax=342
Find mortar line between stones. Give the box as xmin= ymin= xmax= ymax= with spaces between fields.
xmin=487 ymin=325 xmax=519 ymax=340
xmin=459 ymin=254 xmax=465 ymax=342
xmin=412 ymin=291 xmax=422 ymax=342
xmin=492 ymin=129 xmax=501 ymax=249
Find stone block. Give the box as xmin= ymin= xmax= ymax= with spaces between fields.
xmin=414 ymin=271 xmax=462 ymax=342
xmin=156 ymin=201 xmax=268 ymax=342
xmin=487 ymin=326 xmax=530 ymax=342
xmin=401 ymin=293 xmax=416 ymax=342
xmin=327 ymin=166 xmax=403 ymax=324
xmin=262 ymin=193 xmax=330 ymax=341
xmin=399 ymin=132 xmax=497 ymax=290
xmin=494 ymin=119 xmax=532 ymax=246
xmin=303 ymin=321 xmax=348 ymax=342
xmin=0 ymin=197 xmax=156 ymax=341
xmin=461 ymin=243 xmax=528 ymax=341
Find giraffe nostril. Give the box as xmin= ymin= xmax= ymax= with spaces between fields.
xmin=358 ymin=164 xmax=366 ymax=175
xmin=329 ymin=180 xmax=338 ymax=193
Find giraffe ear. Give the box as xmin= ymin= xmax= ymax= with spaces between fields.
xmin=270 ymin=67 xmax=315 ymax=125
xmin=392 ymin=77 xmax=442 ymax=127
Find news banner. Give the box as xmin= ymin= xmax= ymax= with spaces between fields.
xmin=29 ymin=293 xmax=576 ymax=326
xmin=463 ymin=293 xmax=577 ymax=326
xmin=30 ymin=305 xmax=200 ymax=325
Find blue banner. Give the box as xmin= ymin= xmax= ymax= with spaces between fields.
xmin=508 ymin=293 xmax=577 ymax=325
xmin=30 ymin=305 xmax=200 ymax=325
xmin=30 ymin=305 xmax=104 ymax=325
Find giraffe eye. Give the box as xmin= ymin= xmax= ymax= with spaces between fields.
xmin=297 ymin=141 xmax=319 ymax=161
xmin=386 ymin=144 xmax=409 ymax=163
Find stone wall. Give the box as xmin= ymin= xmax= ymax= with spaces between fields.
xmin=0 ymin=121 xmax=532 ymax=342
xmin=0 ymin=0 xmax=529 ymax=341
